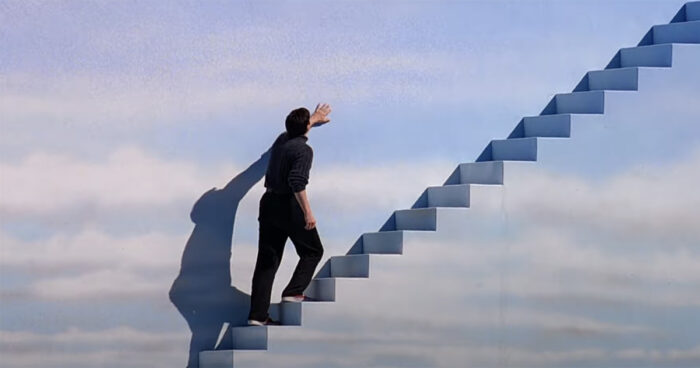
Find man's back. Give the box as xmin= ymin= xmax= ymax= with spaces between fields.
xmin=263 ymin=132 xmax=313 ymax=195
xmin=247 ymin=103 xmax=330 ymax=326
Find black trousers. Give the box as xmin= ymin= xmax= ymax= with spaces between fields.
xmin=248 ymin=191 xmax=324 ymax=321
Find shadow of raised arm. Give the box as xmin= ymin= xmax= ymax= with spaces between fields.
xmin=169 ymin=145 xmax=272 ymax=368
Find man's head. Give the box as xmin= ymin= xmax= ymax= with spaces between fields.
xmin=285 ymin=107 xmax=311 ymax=138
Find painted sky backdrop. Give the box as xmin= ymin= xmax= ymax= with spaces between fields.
xmin=1 ymin=1 xmax=697 ymax=367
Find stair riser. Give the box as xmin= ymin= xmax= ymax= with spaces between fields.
xmin=427 ymin=185 xmax=471 ymax=207
xmin=491 ymin=138 xmax=538 ymax=161
xmin=620 ymin=44 xmax=673 ymax=67
xmin=330 ymin=255 xmax=370 ymax=278
xmin=555 ymin=92 xmax=605 ymax=114
xmin=232 ymin=326 xmax=268 ymax=350
xmin=587 ymin=68 xmax=639 ymax=91
xmin=362 ymin=232 xmax=403 ymax=254
xmin=304 ymin=278 xmax=335 ymax=301
xmin=394 ymin=209 xmax=437 ymax=230
xmin=688 ymin=2 xmax=700 ymax=21
xmin=653 ymin=20 xmax=700 ymax=44
xmin=200 ymin=351 xmax=234 ymax=367
xmin=523 ymin=115 xmax=571 ymax=138
xmin=458 ymin=161 xmax=504 ymax=185
xmin=271 ymin=302 xmax=302 ymax=326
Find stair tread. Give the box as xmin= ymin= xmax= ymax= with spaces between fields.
xmin=492 ymin=136 xmax=567 ymax=142
xmin=591 ymin=66 xmax=665 ymax=72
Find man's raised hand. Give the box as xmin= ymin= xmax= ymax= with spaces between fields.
xmin=311 ymin=103 xmax=332 ymax=126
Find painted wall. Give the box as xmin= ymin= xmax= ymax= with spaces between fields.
xmin=1 ymin=1 xmax=697 ymax=368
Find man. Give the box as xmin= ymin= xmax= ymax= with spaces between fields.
xmin=247 ymin=103 xmax=332 ymax=326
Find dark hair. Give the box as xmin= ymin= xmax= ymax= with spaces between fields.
xmin=285 ymin=107 xmax=310 ymax=138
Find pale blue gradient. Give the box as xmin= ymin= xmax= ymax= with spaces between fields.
xmin=0 ymin=1 xmax=698 ymax=367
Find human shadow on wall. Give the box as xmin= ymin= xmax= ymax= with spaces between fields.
xmin=169 ymin=148 xmax=271 ymax=368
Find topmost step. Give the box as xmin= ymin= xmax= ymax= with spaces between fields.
xmin=685 ymin=2 xmax=700 ymax=21
xmin=652 ymin=20 xmax=700 ymax=44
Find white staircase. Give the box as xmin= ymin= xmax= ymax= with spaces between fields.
xmin=200 ymin=3 xmax=700 ymax=367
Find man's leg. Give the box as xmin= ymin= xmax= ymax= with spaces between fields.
xmin=282 ymin=226 xmax=324 ymax=297
xmin=248 ymin=213 xmax=288 ymax=322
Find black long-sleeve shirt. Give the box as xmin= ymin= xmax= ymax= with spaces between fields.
xmin=263 ymin=132 xmax=313 ymax=194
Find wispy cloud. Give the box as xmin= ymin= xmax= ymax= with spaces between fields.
xmin=0 ymin=327 xmax=188 ymax=368
xmin=465 ymin=150 xmax=700 ymax=243
xmin=0 ymin=146 xmax=452 ymax=226
xmin=0 ymin=146 xmax=232 ymax=215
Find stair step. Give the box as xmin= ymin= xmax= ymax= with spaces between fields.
xmin=200 ymin=350 xmax=235 ymax=367
xmin=456 ymin=161 xmax=504 ymax=185
xmin=270 ymin=301 xmax=303 ymax=326
xmin=491 ymin=137 xmax=538 ymax=161
xmin=620 ymin=44 xmax=673 ymax=67
xmin=426 ymin=184 xmax=471 ymax=207
xmin=554 ymin=91 xmax=605 ymax=114
xmin=394 ymin=208 xmax=437 ymax=230
xmin=653 ymin=20 xmax=700 ymax=44
xmin=231 ymin=326 xmax=268 ymax=350
xmin=330 ymin=254 xmax=370 ymax=278
xmin=304 ymin=277 xmax=336 ymax=301
xmin=523 ymin=114 xmax=571 ymax=137
xmin=587 ymin=67 xmax=639 ymax=90
xmin=688 ymin=2 xmax=700 ymax=21
xmin=362 ymin=230 xmax=404 ymax=254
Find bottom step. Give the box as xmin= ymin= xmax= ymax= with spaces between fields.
xmin=200 ymin=349 xmax=236 ymax=368
xmin=232 ymin=326 xmax=267 ymax=350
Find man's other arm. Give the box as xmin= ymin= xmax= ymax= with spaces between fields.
xmin=293 ymin=190 xmax=315 ymax=230
xmin=288 ymin=147 xmax=315 ymax=230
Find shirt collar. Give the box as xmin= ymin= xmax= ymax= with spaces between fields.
xmin=284 ymin=132 xmax=308 ymax=141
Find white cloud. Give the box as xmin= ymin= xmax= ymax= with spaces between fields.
xmin=368 ymin=231 xmax=700 ymax=311
xmin=3 ymin=148 xmax=700 ymax=306
xmin=0 ymin=16 xmax=598 ymax=131
xmin=0 ymin=229 xmax=183 ymax=271
xmin=0 ymin=326 xmax=182 ymax=347
xmin=235 ymin=326 xmax=700 ymax=368
xmin=0 ymin=145 xmax=454 ymax=301
xmin=310 ymin=160 xmax=454 ymax=212
xmin=0 ymin=327 xmax=188 ymax=368
xmin=3 ymin=323 xmax=697 ymax=368
xmin=29 ymin=269 xmax=169 ymax=300
xmin=0 ymin=73 xmax=302 ymax=128
xmin=0 ymin=228 xmax=185 ymax=300
xmin=0 ymin=146 xmax=231 ymax=214
xmin=472 ymin=150 xmax=700 ymax=242
xmin=2 ymin=152 xmax=699 ymax=367
xmin=0 ymin=146 xmax=452 ymax=219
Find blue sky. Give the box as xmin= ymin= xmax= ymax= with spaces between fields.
xmin=1 ymin=1 xmax=698 ymax=367
xmin=2 ymin=0 xmax=689 ymax=164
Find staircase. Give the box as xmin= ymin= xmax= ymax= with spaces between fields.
xmin=200 ymin=3 xmax=700 ymax=367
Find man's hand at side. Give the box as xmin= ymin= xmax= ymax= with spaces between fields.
xmin=303 ymin=211 xmax=316 ymax=230
xmin=293 ymin=189 xmax=316 ymax=230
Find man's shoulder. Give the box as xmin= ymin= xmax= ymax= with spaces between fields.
xmin=282 ymin=135 xmax=310 ymax=147
xmin=282 ymin=137 xmax=312 ymax=157
xmin=296 ymin=139 xmax=313 ymax=153
xmin=274 ymin=132 xmax=288 ymax=145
